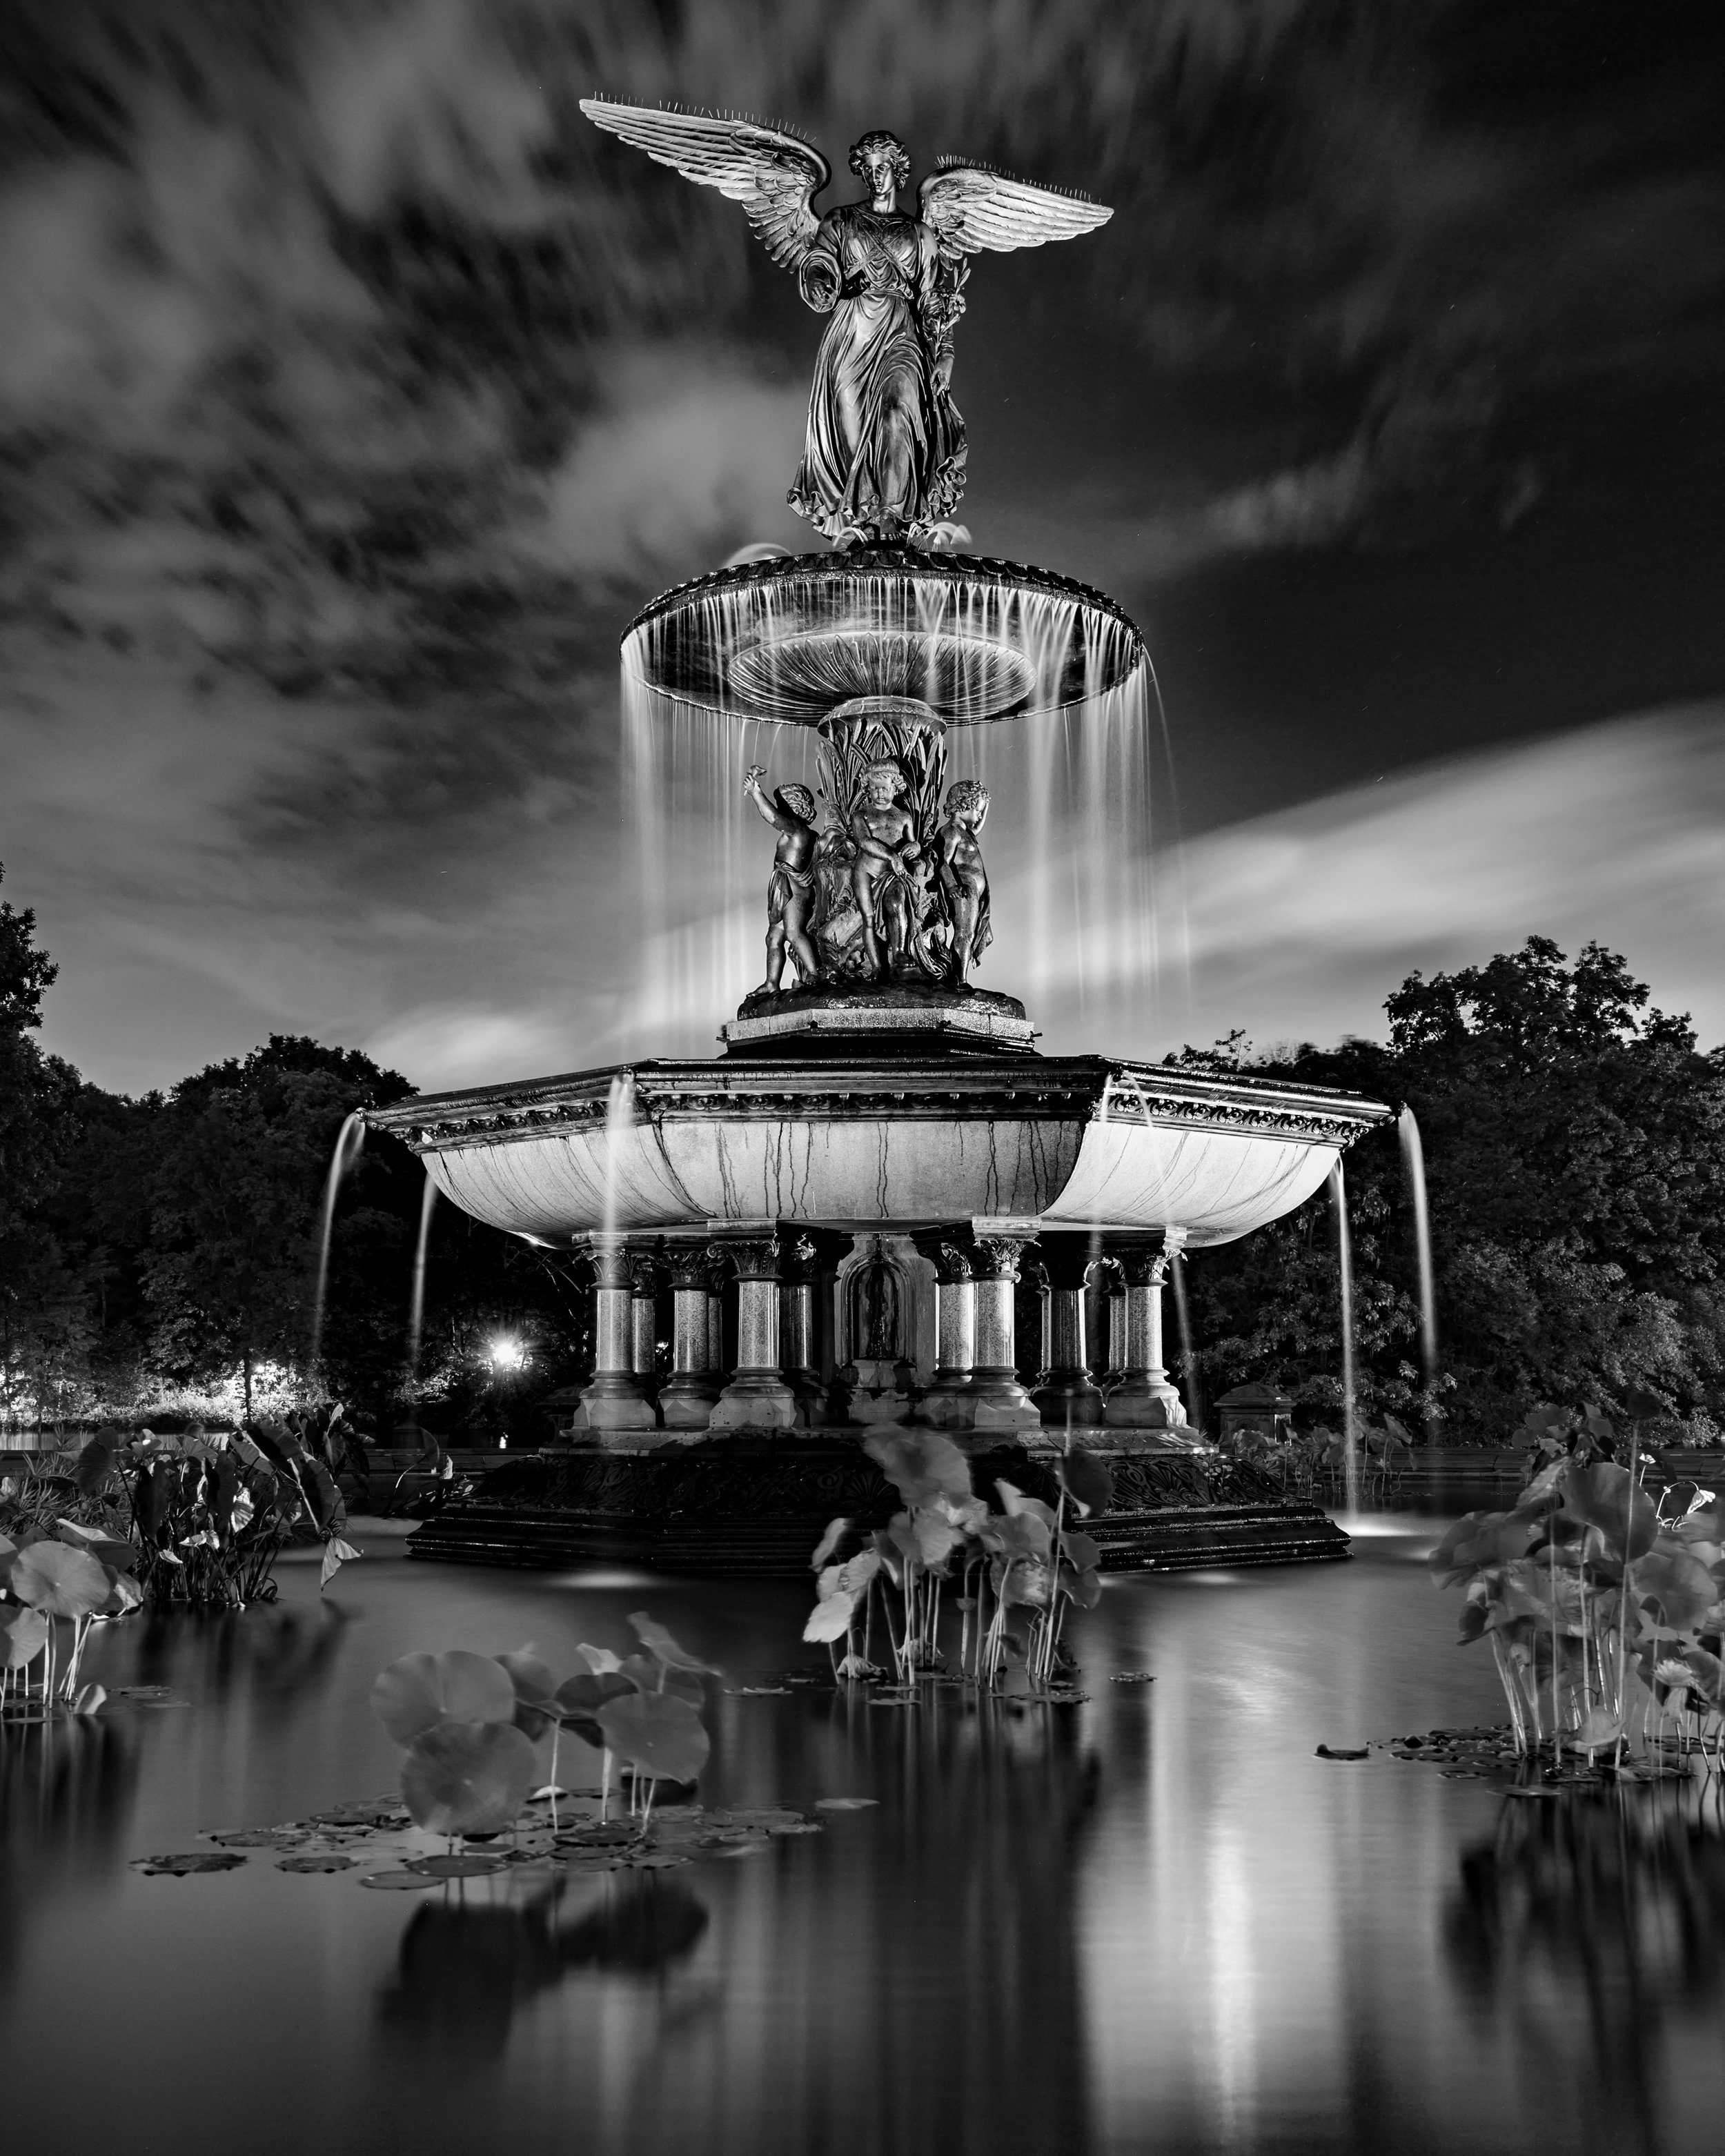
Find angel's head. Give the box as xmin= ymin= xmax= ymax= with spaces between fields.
xmin=849 ymin=130 xmax=911 ymax=202
xmin=943 ymin=779 xmax=989 ymax=830
xmin=860 ymin=760 xmax=905 ymax=806
xmin=777 ymin=782 xmax=816 ymax=824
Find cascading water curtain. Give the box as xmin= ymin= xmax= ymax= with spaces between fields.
xmin=406 ymin=1174 xmax=437 ymax=1384
xmin=1397 ymin=1107 xmax=1439 ymax=1429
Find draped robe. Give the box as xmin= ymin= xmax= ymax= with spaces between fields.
xmin=788 ymin=205 xmax=966 ymax=542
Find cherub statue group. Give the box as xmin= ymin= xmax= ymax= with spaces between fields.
xmin=744 ymin=762 xmax=991 ymax=996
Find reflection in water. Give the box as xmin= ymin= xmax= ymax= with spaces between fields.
xmin=1448 ymin=1785 xmax=1725 ymax=2156
xmin=0 ymin=1717 xmax=138 ymax=1997
xmin=379 ymin=1877 xmax=711 ymax=2057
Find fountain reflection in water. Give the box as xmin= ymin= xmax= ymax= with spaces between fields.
xmin=1330 ymin=1159 xmax=1360 ymax=1514
xmin=310 ymin=1110 xmax=366 ymax=1367
xmin=1398 ymin=1107 xmax=1439 ymax=1427
xmin=406 ymin=1174 xmax=438 ymax=1385
xmin=620 ymin=575 xmax=1167 ymax=1051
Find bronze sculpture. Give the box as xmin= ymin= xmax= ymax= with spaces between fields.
xmin=580 ymin=99 xmax=1112 ymax=545
xmin=742 ymin=765 xmax=820 ymax=991
xmin=933 ymin=780 xmax=992 ymax=988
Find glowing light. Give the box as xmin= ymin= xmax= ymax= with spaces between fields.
xmin=486 ymin=1337 xmax=529 ymax=1372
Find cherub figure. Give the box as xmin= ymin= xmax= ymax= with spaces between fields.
xmin=849 ymin=760 xmax=922 ymax=978
xmin=743 ymin=764 xmax=820 ymax=991
xmin=934 ymin=779 xmax=992 ymax=987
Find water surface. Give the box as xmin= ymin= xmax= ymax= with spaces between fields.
xmin=4 ymin=1507 xmax=1722 ymax=2156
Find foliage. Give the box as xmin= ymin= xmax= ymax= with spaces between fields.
xmin=0 ymin=1492 xmax=141 ymax=1719
xmin=1181 ymin=940 xmax=1725 ymax=1441
xmin=802 ymin=1432 xmax=1107 ymax=1693
xmin=1430 ymin=1401 xmax=1725 ymax=1765
xmin=371 ymin=1611 xmax=716 ymax=1840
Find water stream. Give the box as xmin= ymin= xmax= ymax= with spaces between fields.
xmin=1399 ymin=1107 xmax=1439 ymax=1425
xmin=309 ymin=1110 xmax=366 ymax=1367
xmin=1168 ymin=1247 xmax=1201 ymax=1432
xmin=1330 ymin=1158 xmax=1359 ymax=1513
xmin=405 ymin=1173 xmax=438 ymax=1385
xmin=600 ymin=1072 xmax=635 ymax=1243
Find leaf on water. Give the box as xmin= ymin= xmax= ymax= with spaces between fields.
xmin=277 ymin=1852 xmax=357 ymax=1872
xmin=371 ymin=1651 xmax=518 ymax=1744
xmin=725 ymin=1686 xmax=791 ymax=1697
xmin=627 ymin=1612 xmax=722 ymax=1676
xmin=557 ymin=1823 xmax=636 ymax=1847
xmin=814 ymin=1797 xmax=879 ymax=1811
xmin=595 ymin=1690 xmax=710 ymax=1786
xmin=400 ymin=1718 xmax=538 ymax=1836
xmin=408 ymin=1852 xmax=509 ymax=1879
xmin=137 ymin=1851 xmax=248 ymax=1875
xmin=359 ymin=1871 xmax=439 ymax=1890
xmin=1314 ymin=1745 xmax=1371 ymax=1761
xmin=1111 ymin=1672 xmax=1154 ymax=1684
xmin=210 ymin=1829 xmax=297 ymax=1848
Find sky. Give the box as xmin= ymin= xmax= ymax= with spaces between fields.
xmin=1 ymin=0 xmax=1722 ymax=1098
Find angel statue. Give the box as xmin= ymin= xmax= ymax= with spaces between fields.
xmin=580 ymin=99 xmax=1112 ymax=546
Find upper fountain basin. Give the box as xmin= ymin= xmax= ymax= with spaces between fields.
xmin=367 ymin=1056 xmax=1391 ymax=1248
xmin=623 ymin=546 xmax=1146 ymax=724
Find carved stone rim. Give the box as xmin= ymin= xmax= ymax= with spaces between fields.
xmin=368 ymin=1055 xmax=1393 ymax=1155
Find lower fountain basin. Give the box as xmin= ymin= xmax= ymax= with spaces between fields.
xmin=368 ymin=1055 xmax=1390 ymax=1246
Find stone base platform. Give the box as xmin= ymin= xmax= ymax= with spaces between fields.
xmin=405 ymin=1436 xmax=1349 ymax=1575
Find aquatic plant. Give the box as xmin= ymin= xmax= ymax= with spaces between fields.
xmin=67 ymin=1414 xmax=360 ymax=1607
xmin=0 ymin=1513 xmax=141 ymax=1720
xmin=1430 ymin=1400 xmax=1725 ymax=1766
xmin=803 ymin=1434 xmax=1107 ymax=1694
xmin=371 ymin=1612 xmax=716 ymax=1843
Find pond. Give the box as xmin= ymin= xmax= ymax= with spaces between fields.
xmin=4 ymin=1501 xmax=1724 ymax=2156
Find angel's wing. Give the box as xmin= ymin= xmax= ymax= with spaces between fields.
xmin=916 ymin=160 xmax=1112 ymax=255
xmin=580 ymin=97 xmax=831 ymax=272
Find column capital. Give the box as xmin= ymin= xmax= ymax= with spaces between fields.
xmin=582 ymin=1234 xmax=633 ymax=1291
xmin=1114 ymin=1238 xmax=1170 ymax=1289
xmin=968 ymin=1221 xmax=1038 ymax=1283
xmin=777 ymin=1229 xmax=825 ymax=1284
xmin=661 ymin=1239 xmax=722 ymax=1291
xmin=709 ymin=1235 xmax=780 ymax=1282
xmin=909 ymin=1227 xmax=974 ymax=1285
xmin=1036 ymin=1229 xmax=1102 ymax=1292
xmin=626 ymin=1245 xmax=662 ymax=1295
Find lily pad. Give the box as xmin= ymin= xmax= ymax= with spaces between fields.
xmin=137 ymin=1851 xmax=248 ymax=1875
xmin=1111 ymin=1672 xmax=1155 ymax=1684
xmin=814 ymin=1797 xmax=879 ymax=1812
xmin=278 ymin=1852 xmax=357 ymax=1872
xmin=210 ymin=1829 xmax=298 ymax=1848
xmin=725 ymin=1687 xmax=791 ymax=1697
xmin=401 ymin=1718 xmax=538 ymax=1835
xmin=359 ymin=1870 xmax=440 ymax=1890
xmin=408 ymin=1852 xmax=508 ymax=1879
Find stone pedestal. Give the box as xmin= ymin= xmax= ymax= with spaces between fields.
xmin=1105 ymin=1233 xmax=1188 ymax=1427
xmin=660 ymin=1245 xmax=724 ymax=1431
xmin=966 ymin=1224 xmax=1041 ymax=1430
xmin=1032 ymin=1233 xmax=1106 ymax=1429
xmin=573 ymin=1236 xmax=658 ymax=1431
xmin=709 ymin=1235 xmax=798 ymax=1431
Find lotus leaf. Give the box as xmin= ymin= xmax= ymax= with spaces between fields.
xmin=995 ymin=1480 xmax=1056 ymax=1531
xmin=911 ymin=1510 xmax=962 ymax=1571
xmin=1634 ymin=1545 xmax=1719 ymax=1633
xmin=1060 ymin=1530 xmax=1102 ymax=1573
xmin=814 ymin=1797 xmax=878 ymax=1810
xmin=408 ymin=1852 xmax=508 ymax=1878
xmin=277 ymin=1852 xmax=357 ymax=1872
xmin=359 ymin=1871 xmax=438 ymax=1890
xmin=371 ymin=1650 xmax=518 ymax=1744
xmin=1 ymin=1606 xmax=50 ymax=1668
xmin=619 ymin=1652 xmax=705 ymax=1704
xmin=1055 ymin=1448 xmax=1114 ymax=1516
xmin=595 ymin=1690 xmax=710 ymax=1785
xmin=864 ymin=1430 xmax=972 ymax=1510
xmin=810 ymin=1516 xmax=851 ymax=1570
xmin=10 ymin=1540 xmax=111 ymax=1619
xmin=1058 ymin=1559 xmax=1103 ymax=1610
xmin=628 ymin=1612 xmax=720 ymax=1675
xmin=802 ymin=1591 xmax=858 ymax=1644
xmin=139 ymin=1851 xmax=247 ymax=1875
xmin=319 ymin=1537 xmax=362 ymax=1590
xmin=575 ymin=1642 xmax=624 ymax=1675
xmin=401 ymin=1717 xmax=538 ymax=1834
xmin=1562 ymin=1463 xmax=1659 ymax=1559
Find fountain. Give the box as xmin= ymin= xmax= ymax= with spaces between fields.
xmin=366 ymin=99 xmax=1392 ymax=1572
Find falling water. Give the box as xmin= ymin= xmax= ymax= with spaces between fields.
xmin=1168 ymin=1248 xmax=1201 ymax=1433
xmin=620 ymin=571 xmax=1167 ymax=1054
xmin=1398 ymin=1107 xmax=1438 ymax=1427
xmin=310 ymin=1110 xmax=366 ymax=1367
xmin=1329 ymin=1158 xmax=1359 ymax=1514
xmin=600 ymin=1071 xmax=635 ymax=1241
xmin=406 ymin=1173 xmax=438 ymax=1383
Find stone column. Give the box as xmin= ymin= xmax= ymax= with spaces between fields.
xmin=708 ymin=1235 xmax=798 ymax=1431
xmin=778 ymin=1232 xmax=828 ymax=1425
xmin=659 ymin=1243 xmax=723 ymax=1431
xmin=629 ymin=1247 xmax=660 ymax=1394
xmin=574 ymin=1235 xmax=657 ymax=1432
xmin=1105 ymin=1232 xmax=1187 ymax=1427
xmin=1031 ymin=1233 xmax=1106 ymax=1428
xmin=911 ymin=1231 xmax=976 ymax=1430
xmin=1103 ymin=1260 xmax=1128 ymax=1389
xmin=965 ymin=1223 xmax=1041 ymax=1430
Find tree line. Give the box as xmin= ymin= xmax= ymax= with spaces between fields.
xmin=3 ymin=860 xmax=1722 ymax=1443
